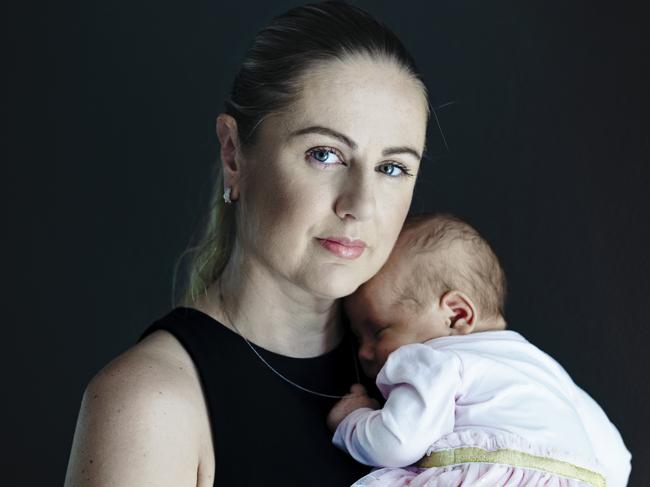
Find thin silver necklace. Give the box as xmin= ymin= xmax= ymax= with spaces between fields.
xmin=218 ymin=284 xmax=361 ymax=399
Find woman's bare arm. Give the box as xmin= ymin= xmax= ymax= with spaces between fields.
xmin=64 ymin=344 xmax=205 ymax=487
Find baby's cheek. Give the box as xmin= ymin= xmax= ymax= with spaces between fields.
xmin=375 ymin=343 xmax=394 ymax=368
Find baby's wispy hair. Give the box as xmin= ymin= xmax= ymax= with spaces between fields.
xmin=393 ymin=213 xmax=507 ymax=324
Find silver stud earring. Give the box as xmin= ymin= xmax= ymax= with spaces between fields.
xmin=223 ymin=186 xmax=232 ymax=204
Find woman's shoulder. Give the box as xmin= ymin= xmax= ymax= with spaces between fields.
xmin=90 ymin=327 xmax=205 ymax=411
xmin=64 ymin=329 xmax=215 ymax=486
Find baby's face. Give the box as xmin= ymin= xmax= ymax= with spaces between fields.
xmin=344 ymin=270 xmax=445 ymax=378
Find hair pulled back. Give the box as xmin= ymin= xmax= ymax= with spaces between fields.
xmin=175 ymin=1 xmax=428 ymax=306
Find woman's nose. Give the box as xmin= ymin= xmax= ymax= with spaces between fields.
xmin=334 ymin=172 xmax=375 ymax=221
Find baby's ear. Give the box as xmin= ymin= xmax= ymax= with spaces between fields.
xmin=439 ymin=290 xmax=477 ymax=335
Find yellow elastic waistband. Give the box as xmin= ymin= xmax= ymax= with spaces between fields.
xmin=415 ymin=446 xmax=605 ymax=487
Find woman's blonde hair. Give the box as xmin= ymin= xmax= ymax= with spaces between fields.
xmin=173 ymin=165 xmax=236 ymax=307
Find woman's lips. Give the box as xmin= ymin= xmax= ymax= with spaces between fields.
xmin=316 ymin=238 xmax=366 ymax=259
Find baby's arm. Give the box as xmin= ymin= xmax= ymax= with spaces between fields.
xmin=327 ymin=384 xmax=381 ymax=431
xmin=330 ymin=344 xmax=462 ymax=468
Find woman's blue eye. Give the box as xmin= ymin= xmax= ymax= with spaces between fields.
xmin=306 ymin=147 xmax=342 ymax=167
xmin=379 ymin=163 xmax=412 ymax=178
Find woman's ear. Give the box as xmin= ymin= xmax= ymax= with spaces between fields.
xmin=439 ymin=290 xmax=477 ymax=335
xmin=216 ymin=113 xmax=243 ymax=201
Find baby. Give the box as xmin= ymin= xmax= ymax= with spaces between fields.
xmin=327 ymin=213 xmax=631 ymax=487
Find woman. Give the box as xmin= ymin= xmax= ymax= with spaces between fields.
xmin=64 ymin=1 xmax=430 ymax=485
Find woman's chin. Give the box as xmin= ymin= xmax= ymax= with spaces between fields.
xmin=306 ymin=272 xmax=366 ymax=300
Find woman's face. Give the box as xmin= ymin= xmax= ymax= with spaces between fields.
xmin=237 ymin=56 xmax=428 ymax=299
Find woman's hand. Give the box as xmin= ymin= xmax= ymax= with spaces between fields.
xmin=326 ymin=383 xmax=380 ymax=431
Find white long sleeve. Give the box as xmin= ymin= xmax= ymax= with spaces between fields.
xmin=332 ymin=344 xmax=461 ymax=467
xmin=573 ymin=385 xmax=631 ymax=487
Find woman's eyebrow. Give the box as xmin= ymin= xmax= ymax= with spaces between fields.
xmin=288 ymin=125 xmax=422 ymax=160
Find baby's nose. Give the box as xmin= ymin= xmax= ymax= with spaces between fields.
xmin=358 ymin=342 xmax=374 ymax=363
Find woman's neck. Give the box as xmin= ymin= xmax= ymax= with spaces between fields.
xmin=190 ymin=255 xmax=346 ymax=358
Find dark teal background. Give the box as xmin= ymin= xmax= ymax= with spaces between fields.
xmin=6 ymin=1 xmax=649 ymax=484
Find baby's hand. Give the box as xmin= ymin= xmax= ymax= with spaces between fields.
xmin=326 ymin=383 xmax=380 ymax=431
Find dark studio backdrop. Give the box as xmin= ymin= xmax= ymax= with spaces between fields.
xmin=6 ymin=0 xmax=649 ymax=484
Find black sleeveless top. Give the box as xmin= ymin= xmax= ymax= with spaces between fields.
xmin=138 ymin=307 xmax=371 ymax=486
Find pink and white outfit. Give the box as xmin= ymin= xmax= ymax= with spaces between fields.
xmin=333 ymin=330 xmax=631 ymax=487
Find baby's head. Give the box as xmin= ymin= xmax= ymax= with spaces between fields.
xmin=344 ymin=213 xmax=507 ymax=377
